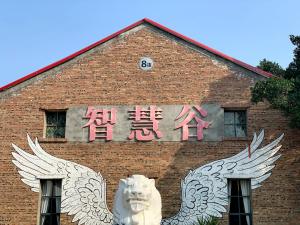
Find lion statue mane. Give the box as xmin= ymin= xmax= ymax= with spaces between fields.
xmin=113 ymin=175 xmax=162 ymax=225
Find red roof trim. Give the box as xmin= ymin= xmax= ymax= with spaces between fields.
xmin=145 ymin=18 xmax=273 ymax=78
xmin=0 ymin=18 xmax=272 ymax=92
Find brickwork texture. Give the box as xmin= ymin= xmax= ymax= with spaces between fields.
xmin=0 ymin=24 xmax=299 ymax=225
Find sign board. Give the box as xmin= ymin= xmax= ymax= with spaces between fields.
xmin=65 ymin=104 xmax=224 ymax=142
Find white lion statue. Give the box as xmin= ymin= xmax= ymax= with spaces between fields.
xmin=112 ymin=175 xmax=162 ymax=225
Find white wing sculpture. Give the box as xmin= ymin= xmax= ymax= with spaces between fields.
xmin=161 ymin=130 xmax=283 ymax=225
xmin=12 ymin=135 xmax=113 ymax=225
xmin=11 ymin=130 xmax=283 ymax=225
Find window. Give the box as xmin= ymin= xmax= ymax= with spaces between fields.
xmin=224 ymin=110 xmax=247 ymax=138
xmin=228 ymin=179 xmax=252 ymax=225
xmin=45 ymin=111 xmax=66 ymax=138
xmin=40 ymin=179 xmax=62 ymax=225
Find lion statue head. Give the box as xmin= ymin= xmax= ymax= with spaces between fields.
xmin=113 ymin=175 xmax=162 ymax=225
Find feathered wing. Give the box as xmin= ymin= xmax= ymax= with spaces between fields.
xmin=162 ymin=130 xmax=283 ymax=225
xmin=11 ymin=135 xmax=113 ymax=225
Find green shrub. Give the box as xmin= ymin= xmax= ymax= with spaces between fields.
xmin=194 ymin=217 xmax=219 ymax=225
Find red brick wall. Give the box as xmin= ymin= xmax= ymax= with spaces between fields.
xmin=0 ymin=25 xmax=299 ymax=225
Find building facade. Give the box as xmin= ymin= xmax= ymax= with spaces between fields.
xmin=0 ymin=19 xmax=299 ymax=225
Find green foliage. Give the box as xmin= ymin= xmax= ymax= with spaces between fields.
xmin=251 ymin=77 xmax=294 ymax=110
xmin=285 ymin=35 xmax=300 ymax=79
xmin=194 ymin=217 xmax=219 ymax=225
xmin=258 ymin=58 xmax=285 ymax=77
xmin=286 ymin=77 xmax=300 ymax=127
xmin=251 ymin=35 xmax=300 ymax=128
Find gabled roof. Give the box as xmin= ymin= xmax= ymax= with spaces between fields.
xmin=0 ymin=18 xmax=272 ymax=92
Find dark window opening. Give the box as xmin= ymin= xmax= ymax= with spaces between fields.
xmin=40 ymin=179 xmax=62 ymax=225
xmin=45 ymin=111 xmax=66 ymax=138
xmin=228 ymin=179 xmax=252 ymax=225
xmin=224 ymin=110 xmax=247 ymax=137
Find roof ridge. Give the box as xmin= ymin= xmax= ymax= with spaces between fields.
xmin=0 ymin=18 xmax=272 ymax=92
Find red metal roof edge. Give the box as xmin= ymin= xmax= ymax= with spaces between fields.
xmin=0 ymin=18 xmax=272 ymax=92
xmin=145 ymin=18 xmax=272 ymax=78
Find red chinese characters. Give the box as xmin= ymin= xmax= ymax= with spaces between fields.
xmin=175 ymin=105 xmax=211 ymax=141
xmin=128 ymin=106 xmax=163 ymax=141
xmin=83 ymin=107 xmax=117 ymax=141
xmin=82 ymin=105 xmax=211 ymax=142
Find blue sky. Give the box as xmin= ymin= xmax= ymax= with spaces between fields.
xmin=0 ymin=0 xmax=299 ymax=87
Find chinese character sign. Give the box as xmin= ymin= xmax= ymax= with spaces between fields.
xmin=80 ymin=105 xmax=216 ymax=142
xmin=128 ymin=106 xmax=163 ymax=141
xmin=175 ymin=105 xmax=211 ymax=141
xmin=83 ymin=107 xmax=117 ymax=141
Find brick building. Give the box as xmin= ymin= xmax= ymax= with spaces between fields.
xmin=0 ymin=18 xmax=299 ymax=225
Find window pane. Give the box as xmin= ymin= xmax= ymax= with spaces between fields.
xmin=53 ymin=180 xmax=62 ymax=196
xmin=41 ymin=198 xmax=49 ymax=214
xmin=239 ymin=196 xmax=246 ymax=213
xmin=236 ymin=124 xmax=247 ymax=137
xmin=46 ymin=112 xmax=57 ymax=125
xmin=240 ymin=215 xmax=250 ymax=225
xmin=229 ymin=215 xmax=239 ymax=225
xmin=41 ymin=180 xmax=53 ymax=196
xmin=242 ymin=197 xmax=251 ymax=215
xmin=46 ymin=111 xmax=66 ymax=138
xmin=57 ymin=112 xmax=66 ymax=126
xmin=50 ymin=197 xmax=61 ymax=213
xmin=40 ymin=180 xmax=62 ymax=225
xmin=41 ymin=180 xmax=62 ymax=196
xmin=230 ymin=197 xmax=240 ymax=213
xmin=230 ymin=180 xmax=239 ymax=196
xmin=41 ymin=197 xmax=61 ymax=213
xmin=54 ymin=127 xmax=65 ymax=138
xmin=41 ymin=215 xmax=60 ymax=225
xmin=240 ymin=180 xmax=250 ymax=196
xmin=225 ymin=112 xmax=234 ymax=124
xmin=41 ymin=215 xmax=51 ymax=225
xmin=55 ymin=215 xmax=60 ymax=225
xmin=235 ymin=111 xmax=246 ymax=124
xmin=228 ymin=179 xmax=252 ymax=225
xmin=224 ymin=125 xmax=235 ymax=137
xmin=224 ymin=110 xmax=247 ymax=138
xmin=46 ymin=127 xmax=56 ymax=138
